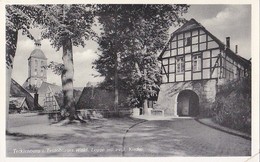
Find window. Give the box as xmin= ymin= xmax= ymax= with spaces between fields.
xmin=193 ymin=54 xmax=201 ymax=71
xmin=41 ymin=61 xmax=44 ymax=76
xmin=233 ymin=66 xmax=238 ymax=79
xmin=169 ymin=64 xmax=175 ymax=73
xmin=41 ymin=69 xmax=44 ymax=76
xmin=176 ymin=57 xmax=184 ymax=73
xmin=35 ymin=60 xmax=38 ymax=67
xmin=185 ymin=37 xmax=192 ymax=46
xmin=34 ymin=68 xmax=37 ymax=75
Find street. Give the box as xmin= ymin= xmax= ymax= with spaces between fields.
xmin=6 ymin=114 xmax=251 ymax=157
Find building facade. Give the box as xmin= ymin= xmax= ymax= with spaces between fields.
xmin=37 ymin=82 xmax=62 ymax=112
xmin=156 ymin=19 xmax=250 ymax=117
xmin=23 ymin=40 xmax=47 ymax=90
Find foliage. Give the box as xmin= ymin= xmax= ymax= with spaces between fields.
xmin=77 ymin=87 xmax=129 ymax=110
xmin=5 ymin=4 xmax=96 ymax=122
xmin=45 ymin=61 xmax=64 ymax=76
xmin=36 ymin=4 xmax=96 ymax=121
xmin=94 ymin=4 xmax=189 ymax=108
xmin=212 ymin=77 xmax=251 ymax=134
xmin=38 ymin=4 xmax=96 ymax=51
xmin=6 ymin=5 xmax=39 ymax=68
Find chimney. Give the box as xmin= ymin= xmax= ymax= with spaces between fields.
xmin=235 ymin=45 xmax=238 ymax=54
xmin=226 ymin=37 xmax=230 ymax=48
xmin=34 ymin=92 xmax=39 ymax=110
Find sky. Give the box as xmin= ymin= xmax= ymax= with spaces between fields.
xmin=11 ymin=4 xmax=251 ymax=87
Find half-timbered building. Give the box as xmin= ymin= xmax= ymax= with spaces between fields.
xmin=156 ymin=18 xmax=250 ymax=117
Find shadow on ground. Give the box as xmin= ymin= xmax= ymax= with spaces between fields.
xmin=6 ymin=114 xmax=251 ymax=157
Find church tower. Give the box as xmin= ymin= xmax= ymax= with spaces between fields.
xmin=25 ymin=40 xmax=47 ymax=89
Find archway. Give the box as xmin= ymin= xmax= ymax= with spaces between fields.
xmin=177 ymin=90 xmax=199 ymax=116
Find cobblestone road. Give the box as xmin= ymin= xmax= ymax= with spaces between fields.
xmin=123 ymin=119 xmax=251 ymax=156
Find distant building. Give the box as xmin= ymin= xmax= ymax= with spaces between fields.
xmin=9 ymin=78 xmax=42 ymax=113
xmin=23 ymin=39 xmax=47 ymax=91
xmin=37 ymin=82 xmax=62 ymax=111
xmin=9 ymin=97 xmax=28 ymax=113
xmin=20 ymin=40 xmax=84 ymax=112
xmin=37 ymin=82 xmax=82 ymax=112
xmin=157 ymin=19 xmax=251 ymax=117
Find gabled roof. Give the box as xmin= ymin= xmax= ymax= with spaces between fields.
xmin=158 ymin=18 xmax=250 ymax=66
xmin=225 ymin=48 xmax=250 ymax=67
xmin=159 ymin=19 xmax=225 ymax=60
xmin=38 ymin=82 xmax=62 ymax=95
xmin=10 ymin=79 xmax=41 ymax=111
xmin=172 ymin=18 xmax=203 ymax=34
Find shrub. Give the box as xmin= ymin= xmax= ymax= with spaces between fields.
xmin=212 ymin=78 xmax=251 ymax=134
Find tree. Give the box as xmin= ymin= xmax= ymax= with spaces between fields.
xmin=95 ymin=4 xmax=189 ymax=114
xmin=95 ymin=5 xmax=130 ymax=114
xmin=39 ymin=4 xmax=96 ymax=122
xmin=6 ymin=5 xmax=40 ymax=131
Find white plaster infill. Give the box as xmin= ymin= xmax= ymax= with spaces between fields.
xmin=131 ymin=115 xmax=195 ymax=121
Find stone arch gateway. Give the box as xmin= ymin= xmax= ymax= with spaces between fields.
xmin=177 ymin=90 xmax=199 ymax=116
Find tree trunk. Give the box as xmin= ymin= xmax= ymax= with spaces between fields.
xmin=143 ymin=66 xmax=149 ymax=115
xmin=143 ymin=99 xmax=149 ymax=115
xmin=62 ymin=38 xmax=76 ymax=121
xmin=114 ymin=52 xmax=119 ymax=114
xmin=6 ymin=28 xmax=18 ymax=132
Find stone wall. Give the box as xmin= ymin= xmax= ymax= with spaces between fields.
xmin=156 ymin=79 xmax=217 ymax=117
